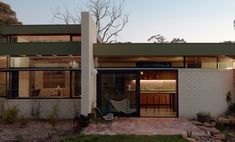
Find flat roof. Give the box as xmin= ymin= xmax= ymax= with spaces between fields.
xmin=94 ymin=43 xmax=235 ymax=56
xmin=0 ymin=25 xmax=81 ymax=35
xmin=0 ymin=42 xmax=81 ymax=56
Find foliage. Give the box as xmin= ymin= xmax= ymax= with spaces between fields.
xmin=60 ymin=134 xmax=188 ymax=142
xmin=53 ymin=0 xmax=128 ymax=43
xmin=47 ymin=104 xmax=60 ymax=129
xmin=14 ymin=134 xmax=24 ymax=142
xmin=0 ymin=1 xmax=21 ymax=24
xmin=197 ymin=111 xmax=211 ymax=116
xmin=18 ymin=114 xmax=29 ymax=128
xmin=3 ymin=106 xmax=19 ymax=124
xmin=215 ymin=120 xmax=226 ymax=131
xmin=148 ymin=34 xmax=186 ymax=43
xmin=226 ymin=91 xmax=233 ymax=111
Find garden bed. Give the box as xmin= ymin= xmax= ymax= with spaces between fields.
xmin=60 ymin=134 xmax=188 ymax=142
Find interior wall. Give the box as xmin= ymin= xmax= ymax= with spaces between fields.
xmin=34 ymin=71 xmax=70 ymax=97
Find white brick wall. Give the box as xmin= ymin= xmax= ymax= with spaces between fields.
xmin=178 ymin=69 xmax=233 ymax=118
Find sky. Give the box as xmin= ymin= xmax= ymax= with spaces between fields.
xmin=2 ymin=0 xmax=235 ymax=43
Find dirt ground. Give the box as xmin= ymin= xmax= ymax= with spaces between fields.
xmin=0 ymin=119 xmax=76 ymax=142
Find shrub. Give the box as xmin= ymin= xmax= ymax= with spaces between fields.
xmin=3 ymin=106 xmax=19 ymax=124
xmin=14 ymin=134 xmax=24 ymax=142
xmin=47 ymin=104 xmax=59 ymax=129
xmin=18 ymin=114 xmax=29 ymax=128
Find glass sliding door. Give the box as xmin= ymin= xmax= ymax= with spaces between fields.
xmin=139 ymin=71 xmax=177 ymax=117
xmin=97 ymin=71 xmax=138 ymax=116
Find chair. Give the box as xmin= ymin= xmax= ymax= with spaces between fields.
xmin=94 ymin=107 xmax=115 ymax=122
xmin=90 ymin=107 xmax=115 ymax=129
xmin=111 ymin=99 xmax=136 ymax=115
xmin=32 ymin=89 xmax=40 ymax=97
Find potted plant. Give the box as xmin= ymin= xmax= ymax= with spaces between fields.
xmin=197 ymin=112 xmax=211 ymax=123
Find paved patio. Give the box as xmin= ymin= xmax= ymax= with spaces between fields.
xmin=83 ymin=118 xmax=207 ymax=137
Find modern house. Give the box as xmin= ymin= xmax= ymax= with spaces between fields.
xmin=0 ymin=12 xmax=234 ymax=118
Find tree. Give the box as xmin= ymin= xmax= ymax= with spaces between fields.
xmin=53 ymin=0 xmax=128 ymax=43
xmin=170 ymin=38 xmax=186 ymax=43
xmin=148 ymin=34 xmax=168 ymax=43
xmin=0 ymin=1 xmax=21 ymax=25
xmin=148 ymin=34 xmax=186 ymax=43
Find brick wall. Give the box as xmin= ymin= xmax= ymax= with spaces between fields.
xmin=178 ymin=69 xmax=233 ymax=118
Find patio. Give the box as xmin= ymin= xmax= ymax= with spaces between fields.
xmin=83 ymin=118 xmax=207 ymax=137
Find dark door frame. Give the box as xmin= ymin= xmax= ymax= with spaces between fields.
xmin=96 ymin=68 xmax=179 ymax=118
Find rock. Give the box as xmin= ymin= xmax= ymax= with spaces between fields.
xmin=208 ymin=127 xmax=220 ymax=135
xmin=204 ymin=122 xmax=216 ymax=127
xmin=191 ymin=121 xmax=203 ymax=126
xmin=230 ymin=118 xmax=235 ymax=124
xmin=226 ymin=134 xmax=235 ymax=142
xmin=198 ymin=126 xmax=208 ymax=131
xmin=213 ymin=133 xmax=225 ymax=140
xmin=205 ymin=130 xmax=211 ymax=136
xmin=185 ymin=137 xmax=198 ymax=142
xmin=227 ymin=115 xmax=234 ymax=119
xmin=217 ymin=117 xmax=231 ymax=124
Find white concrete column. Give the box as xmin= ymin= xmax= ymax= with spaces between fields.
xmin=81 ymin=12 xmax=97 ymax=115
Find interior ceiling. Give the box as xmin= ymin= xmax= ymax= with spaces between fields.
xmin=98 ymin=57 xmax=184 ymax=63
xmin=17 ymin=35 xmax=81 ymax=42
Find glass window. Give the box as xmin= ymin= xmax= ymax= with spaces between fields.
xmin=218 ymin=57 xmax=233 ymax=69
xmin=30 ymin=57 xmax=81 ymax=68
xmin=98 ymin=56 xmax=184 ymax=68
xmin=16 ymin=35 xmax=81 ymax=42
xmin=0 ymin=72 xmax=7 ymax=97
xmin=0 ymin=56 xmax=8 ymax=68
xmin=6 ymin=70 xmax=80 ymax=98
xmin=186 ymin=56 xmax=217 ymax=69
xmin=98 ymin=72 xmax=137 ymax=115
xmin=43 ymin=71 xmax=65 ymax=88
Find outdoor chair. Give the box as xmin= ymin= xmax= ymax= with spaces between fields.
xmin=90 ymin=107 xmax=115 ymax=129
xmin=111 ymin=99 xmax=136 ymax=115
xmin=31 ymin=89 xmax=40 ymax=97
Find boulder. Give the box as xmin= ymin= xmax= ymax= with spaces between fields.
xmin=204 ymin=122 xmax=216 ymax=127
xmin=198 ymin=126 xmax=208 ymax=131
xmin=185 ymin=137 xmax=198 ymax=142
xmin=208 ymin=127 xmax=221 ymax=135
xmin=230 ymin=118 xmax=235 ymax=124
xmin=191 ymin=121 xmax=203 ymax=126
xmin=213 ymin=133 xmax=225 ymax=140
xmin=217 ymin=117 xmax=231 ymax=124
xmin=226 ymin=134 xmax=235 ymax=142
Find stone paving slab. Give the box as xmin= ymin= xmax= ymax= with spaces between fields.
xmin=83 ymin=118 xmax=207 ymax=137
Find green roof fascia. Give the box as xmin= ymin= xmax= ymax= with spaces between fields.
xmin=0 ymin=42 xmax=81 ymax=56
xmin=93 ymin=43 xmax=235 ymax=56
xmin=0 ymin=24 xmax=81 ymax=35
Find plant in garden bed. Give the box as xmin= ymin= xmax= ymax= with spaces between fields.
xmin=18 ymin=114 xmax=29 ymax=128
xmin=47 ymin=104 xmax=59 ymax=129
xmin=3 ymin=106 xmax=19 ymax=124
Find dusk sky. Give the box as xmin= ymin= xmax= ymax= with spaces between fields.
xmin=2 ymin=0 xmax=235 ymax=43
